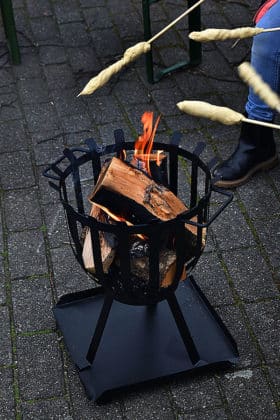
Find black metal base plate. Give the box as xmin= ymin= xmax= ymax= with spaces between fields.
xmin=54 ymin=277 xmax=238 ymax=402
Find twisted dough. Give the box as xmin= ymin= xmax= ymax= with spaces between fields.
xmin=238 ymin=62 xmax=280 ymax=111
xmin=177 ymin=101 xmax=244 ymax=125
xmin=189 ymin=27 xmax=264 ymax=42
xmin=78 ymin=42 xmax=151 ymax=96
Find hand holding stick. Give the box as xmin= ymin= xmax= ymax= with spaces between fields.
xmin=177 ymin=100 xmax=280 ymax=130
xmin=78 ymin=0 xmax=206 ymax=96
xmin=189 ymin=26 xmax=280 ymax=42
xmin=238 ymin=62 xmax=280 ymax=113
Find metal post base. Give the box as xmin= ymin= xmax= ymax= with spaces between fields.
xmin=54 ymin=277 xmax=238 ymax=403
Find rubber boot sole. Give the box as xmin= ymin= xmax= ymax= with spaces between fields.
xmin=213 ymin=153 xmax=279 ymax=189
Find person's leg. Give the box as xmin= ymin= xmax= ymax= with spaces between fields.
xmin=246 ymin=0 xmax=280 ymax=121
xmin=213 ymin=1 xmax=280 ymax=188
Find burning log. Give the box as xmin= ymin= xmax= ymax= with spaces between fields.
xmin=82 ymin=204 xmax=117 ymax=274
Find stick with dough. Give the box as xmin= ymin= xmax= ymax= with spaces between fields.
xmin=189 ymin=26 xmax=280 ymax=42
xmin=177 ymin=100 xmax=280 ymax=130
xmin=78 ymin=0 xmax=206 ymax=96
xmin=238 ymin=62 xmax=280 ymax=113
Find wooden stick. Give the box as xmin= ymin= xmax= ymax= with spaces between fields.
xmin=238 ymin=62 xmax=280 ymax=113
xmin=78 ymin=0 xmax=205 ymax=96
xmin=148 ymin=0 xmax=206 ymax=43
xmin=263 ymin=27 xmax=280 ymax=33
xmin=177 ymin=100 xmax=280 ymax=130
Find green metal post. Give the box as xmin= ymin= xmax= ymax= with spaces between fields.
xmin=142 ymin=0 xmax=201 ymax=83
xmin=0 ymin=0 xmax=21 ymax=64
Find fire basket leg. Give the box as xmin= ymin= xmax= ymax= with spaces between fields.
xmin=167 ymin=293 xmax=200 ymax=365
xmin=86 ymin=293 xmax=114 ymax=366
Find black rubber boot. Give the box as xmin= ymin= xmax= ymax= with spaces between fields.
xmin=212 ymin=120 xmax=278 ymax=188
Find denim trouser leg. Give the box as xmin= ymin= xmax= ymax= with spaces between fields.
xmin=245 ymin=0 xmax=280 ymax=121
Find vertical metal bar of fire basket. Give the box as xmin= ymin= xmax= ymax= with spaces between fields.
xmin=169 ymin=132 xmax=182 ymax=195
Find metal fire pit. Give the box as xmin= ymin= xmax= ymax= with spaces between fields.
xmin=44 ymin=130 xmax=239 ymax=402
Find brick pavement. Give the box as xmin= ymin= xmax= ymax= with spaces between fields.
xmin=0 ymin=0 xmax=279 ymax=418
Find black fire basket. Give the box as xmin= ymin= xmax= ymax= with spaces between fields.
xmin=44 ymin=130 xmax=239 ymax=402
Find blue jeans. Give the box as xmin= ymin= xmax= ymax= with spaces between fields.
xmin=245 ymin=0 xmax=280 ymax=121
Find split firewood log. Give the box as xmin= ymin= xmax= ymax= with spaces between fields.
xmin=82 ymin=204 xmax=117 ymax=274
xmin=88 ymin=157 xmax=206 ymax=259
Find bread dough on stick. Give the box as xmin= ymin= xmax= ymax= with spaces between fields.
xmin=238 ymin=62 xmax=280 ymax=112
xmin=177 ymin=100 xmax=280 ymax=130
xmin=189 ymin=27 xmax=264 ymax=42
xmin=78 ymin=42 xmax=151 ymax=96
xmin=177 ymin=101 xmax=244 ymax=125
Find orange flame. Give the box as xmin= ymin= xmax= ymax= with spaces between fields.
xmin=134 ymin=111 xmax=161 ymax=176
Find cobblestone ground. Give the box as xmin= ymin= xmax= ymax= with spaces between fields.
xmin=0 ymin=0 xmax=280 ymax=419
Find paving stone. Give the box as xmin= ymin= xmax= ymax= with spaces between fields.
xmin=253 ymin=217 xmax=280 ymax=269
xmin=67 ymin=46 xmax=100 ymax=74
xmin=169 ymin=373 xmax=222 ymax=413
xmin=268 ymin=365 xmax=280 ymax=400
xmin=67 ymin=362 xmax=123 ymax=419
xmin=0 ymin=151 xmax=35 ymax=190
xmin=222 ymin=248 xmax=279 ymax=301
xmin=61 ymin=113 xmax=93 ymax=133
xmin=0 ymin=119 xmax=28 ymax=153
xmin=90 ymin=28 xmax=123 ymax=58
xmin=219 ymin=368 xmax=279 ymax=419
xmin=244 ymin=300 xmax=280 ymax=364
xmin=151 ymin=87 xmax=184 ymax=116
xmin=44 ymin=203 xmax=69 ymax=248
xmin=17 ymin=333 xmax=64 ymax=400
xmin=215 ymin=305 xmax=260 ymax=369
xmin=123 ymin=384 xmax=174 ymax=419
xmin=30 ymin=17 xmax=61 ymax=43
xmin=59 ymin=22 xmax=91 ymax=47
xmin=82 ymin=6 xmax=113 ymax=30
xmin=89 ymin=96 xmax=126 ymax=125
xmin=33 ymin=135 xmax=66 ymax=165
xmin=0 ymin=273 xmax=6 ymax=305
xmin=38 ymin=167 xmax=62 ymax=205
xmin=21 ymin=398 xmax=71 ymax=419
xmin=18 ymin=78 xmax=50 ymax=105
xmin=8 ymin=230 xmax=48 ymax=279
xmin=210 ymin=202 xmax=256 ymax=250
xmin=238 ymin=177 xmax=280 ymax=220
xmin=4 ymin=188 xmax=42 ymax=231
xmin=0 ymin=306 xmax=12 ymax=365
xmin=0 ymin=93 xmax=23 ymax=121
xmin=11 ymin=277 xmax=54 ymax=333
xmin=51 ymin=88 xmax=88 ymax=117
xmin=39 ymin=45 xmax=67 ymax=65
xmin=0 ymin=368 xmax=15 ymax=418
xmin=54 ymin=0 xmax=82 ymax=24
xmin=193 ymin=252 xmax=234 ymax=306
xmin=26 ymin=0 xmax=53 ymax=18
xmin=97 ymin=121 xmax=133 ymax=146
xmin=51 ymin=246 xmax=93 ymax=297
xmin=178 ymin=408 xmax=229 ymax=420
xmin=13 ymin=51 xmax=43 ymax=80
xmin=44 ymin=64 xmax=76 ymax=91
xmin=24 ymin=102 xmax=60 ymax=133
